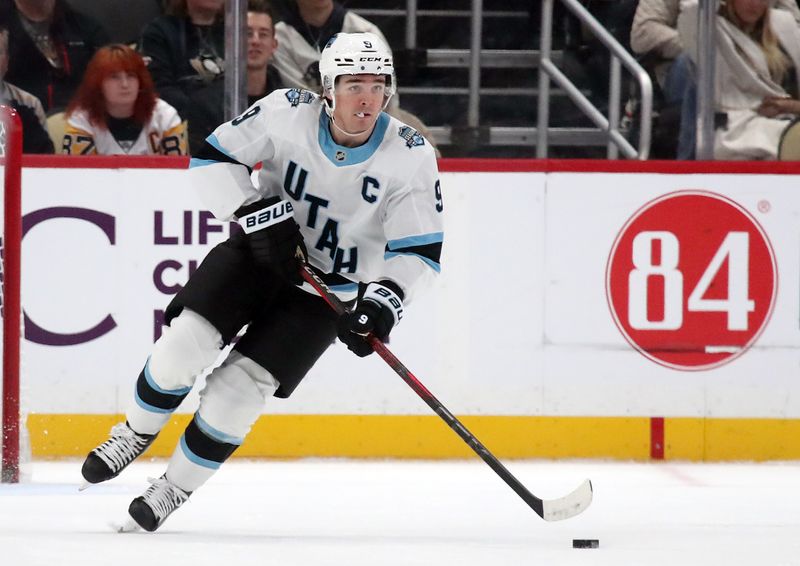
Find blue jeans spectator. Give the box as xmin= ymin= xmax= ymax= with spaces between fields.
xmin=663 ymin=53 xmax=697 ymax=159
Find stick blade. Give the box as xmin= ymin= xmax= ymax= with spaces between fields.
xmin=542 ymin=479 xmax=593 ymax=522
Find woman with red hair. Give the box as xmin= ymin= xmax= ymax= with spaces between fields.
xmin=63 ymin=44 xmax=187 ymax=155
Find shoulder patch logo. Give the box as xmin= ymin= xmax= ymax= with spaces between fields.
xmin=285 ymin=89 xmax=316 ymax=107
xmin=398 ymin=126 xmax=425 ymax=149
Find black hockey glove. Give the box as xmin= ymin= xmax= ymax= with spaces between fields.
xmin=337 ymin=281 xmax=404 ymax=357
xmin=236 ymin=197 xmax=307 ymax=284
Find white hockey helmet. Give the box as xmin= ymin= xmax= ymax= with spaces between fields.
xmin=319 ymin=32 xmax=396 ymax=114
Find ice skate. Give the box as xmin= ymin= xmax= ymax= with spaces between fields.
xmin=127 ymin=475 xmax=191 ymax=532
xmin=80 ymin=422 xmax=157 ymax=486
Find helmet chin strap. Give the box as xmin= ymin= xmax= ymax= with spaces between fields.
xmin=329 ymin=114 xmax=375 ymax=138
xmin=324 ymin=92 xmax=392 ymax=139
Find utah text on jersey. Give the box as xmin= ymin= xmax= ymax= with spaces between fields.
xmin=188 ymin=88 xmax=443 ymax=303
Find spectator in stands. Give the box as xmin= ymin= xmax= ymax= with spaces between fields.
xmin=139 ymin=0 xmax=225 ymax=152
xmin=0 ymin=0 xmax=108 ymax=114
xmin=64 ymin=0 xmax=163 ymax=46
xmin=272 ymin=0 xmax=393 ymax=97
xmin=270 ymin=0 xmax=444 ymax=148
xmin=62 ymin=44 xmax=186 ymax=156
xmin=632 ymin=0 xmax=800 ymax=159
xmin=247 ymin=0 xmax=283 ymax=106
xmin=630 ymin=0 xmax=696 ymax=158
xmin=632 ymin=0 xmax=799 ymax=90
xmin=0 ymin=27 xmax=53 ymax=153
xmin=630 ymin=0 xmax=684 ymax=91
xmin=679 ymin=0 xmax=800 ymax=160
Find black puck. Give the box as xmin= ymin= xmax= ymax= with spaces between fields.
xmin=572 ymin=539 xmax=599 ymax=549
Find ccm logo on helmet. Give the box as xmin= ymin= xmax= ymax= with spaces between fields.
xmin=359 ymin=57 xmax=382 ymax=62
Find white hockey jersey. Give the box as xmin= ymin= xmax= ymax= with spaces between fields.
xmin=63 ymin=98 xmax=187 ymax=156
xmin=189 ymin=89 xmax=443 ymax=303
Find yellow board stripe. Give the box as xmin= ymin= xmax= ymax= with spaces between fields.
xmin=666 ymin=417 xmax=800 ymax=461
xmin=23 ymin=414 xmax=800 ymax=461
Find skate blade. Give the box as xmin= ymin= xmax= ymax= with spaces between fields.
xmin=111 ymin=517 xmax=142 ymax=533
xmin=78 ymin=481 xmax=92 ymax=492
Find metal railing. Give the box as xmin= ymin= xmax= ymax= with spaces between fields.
xmin=214 ymin=0 xmax=660 ymax=157
xmin=355 ymin=0 xmax=654 ymax=157
xmin=224 ymin=0 xmax=247 ymax=120
xmin=224 ymin=0 xmax=655 ymax=156
xmin=537 ymin=0 xmax=652 ymax=159
xmin=695 ymin=0 xmax=718 ymax=160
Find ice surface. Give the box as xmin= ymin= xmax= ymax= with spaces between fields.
xmin=2 ymin=459 xmax=799 ymax=566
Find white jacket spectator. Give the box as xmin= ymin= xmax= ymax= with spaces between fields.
xmin=632 ymin=0 xmax=800 ymax=88
xmin=679 ymin=0 xmax=800 ymax=159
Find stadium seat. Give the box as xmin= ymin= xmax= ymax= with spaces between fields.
xmin=46 ymin=112 xmax=67 ymax=153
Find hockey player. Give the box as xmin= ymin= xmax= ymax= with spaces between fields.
xmin=80 ymin=32 xmax=443 ymax=532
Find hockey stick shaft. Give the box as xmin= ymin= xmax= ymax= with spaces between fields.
xmin=300 ymin=265 xmax=552 ymax=518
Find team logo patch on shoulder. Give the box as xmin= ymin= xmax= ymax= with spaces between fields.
xmin=398 ymin=126 xmax=425 ymax=148
xmin=285 ymin=89 xmax=315 ymax=107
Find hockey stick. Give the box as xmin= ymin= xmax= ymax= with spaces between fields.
xmin=301 ymin=265 xmax=593 ymax=521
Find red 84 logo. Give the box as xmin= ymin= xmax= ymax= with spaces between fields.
xmin=606 ymin=190 xmax=777 ymax=371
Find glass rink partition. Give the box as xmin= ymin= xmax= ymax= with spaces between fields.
xmin=7 ymin=156 xmax=800 ymax=467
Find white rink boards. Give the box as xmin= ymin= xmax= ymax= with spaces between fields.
xmin=17 ymin=164 xmax=800 ymax=417
xmin=12 ymin=158 xmax=800 ymax=461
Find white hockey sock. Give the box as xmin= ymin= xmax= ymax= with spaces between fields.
xmin=125 ymin=310 xmax=223 ymax=435
xmin=162 ymin=352 xmax=279 ymax=492
xmin=164 ymin=433 xmax=222 ymax=493
xmin=126 ymin=400 xmax=172 ymax=436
